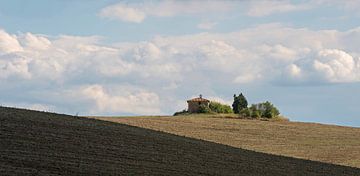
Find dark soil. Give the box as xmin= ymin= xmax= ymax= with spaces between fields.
xmin=1 ymin=107 xmax=359 ymax=176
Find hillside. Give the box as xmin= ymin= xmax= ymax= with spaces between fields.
xmin=1 ymin=107 xmax=360 ymax=175
xmin=96 ymin=115 xmax=360 ymax=168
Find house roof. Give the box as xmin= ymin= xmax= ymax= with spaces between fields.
xmin=187 ymin=97 xmax=210 ymax=102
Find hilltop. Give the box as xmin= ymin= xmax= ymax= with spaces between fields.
xmin=1 ymin=107 xmax=360 ymax=175
xmin=96 ymin=114 xmax=360 ymax=168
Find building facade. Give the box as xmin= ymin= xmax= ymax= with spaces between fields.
xmin=187 ymin=95 xmax=210 ymax=113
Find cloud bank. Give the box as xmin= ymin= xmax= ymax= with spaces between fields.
xmin=1 ymin=24 xmax=360 ymax=115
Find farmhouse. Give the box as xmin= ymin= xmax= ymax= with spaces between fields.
xmin=187 ymin=95 xmax=210 ymax=113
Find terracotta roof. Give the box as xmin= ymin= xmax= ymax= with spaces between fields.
xmin=187 ymin=97 xmax=210 ymax=102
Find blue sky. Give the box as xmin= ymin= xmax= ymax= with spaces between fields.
xmin=0 ymin=0 xmax=360 ymax=127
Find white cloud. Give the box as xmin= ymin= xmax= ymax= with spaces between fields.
xmin=0 ymin=29 xmax=23 ymax=53
xmin=258 ymin=44 xmax=303 ymax=62
xmin=98 ymin=4 xmax=146 ymax=23
xmin=82 ymin=85 xmax=161 ymax=115
xmin=284 ymin=49 xmax=360 ymax=83
xmin=132 ymin=42 xmax=162 ymax=62
xmin=197 ymin=21 xmax=217 ymax=30
xmin=1 ymin=24 xmax=360 ymax=115
xmin=247 ymin=1 xmax=311 ymax=17
xmin=286 ymin=64 xmax=302 ymax=78
xmin=0 ymin=56 xmax=31 ymax=79
xmin=312 ymin=49 xmax=358 ymax=82
xmin=98 ymin=1 xmax=234 ymax=23
xmin=20 ymin=33 xmax=51 ymax=50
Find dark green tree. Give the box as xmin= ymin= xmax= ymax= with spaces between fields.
xmin=232 ymin=94 xmax=239 ymax=113
xmin=238 ymin=93 xmax=248 ymax=110
xmin=232 ymin=93 xmax=248 ymax=114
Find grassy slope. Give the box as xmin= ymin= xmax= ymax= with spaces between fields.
xmin=1 ymin=108 xmax=360 ymax=176
xmin=96 ymin=114 xmax=360 ymax=168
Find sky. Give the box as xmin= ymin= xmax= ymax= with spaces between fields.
xmin=0 ymin=0 xmax=360 ymax=127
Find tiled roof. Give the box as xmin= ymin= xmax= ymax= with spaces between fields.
xmin=187 ymin=97 xmax=210 ymax=102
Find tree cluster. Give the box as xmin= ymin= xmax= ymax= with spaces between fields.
xmin=209 ymin=102 xmax=233 ymax=114
xmin=233 ymin=93 xmax=280 ymax=119
xmin=240 ymin=101 xmax=280 ymax=118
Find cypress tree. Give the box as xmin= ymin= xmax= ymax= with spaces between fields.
xmin=232 ymin=93 xmax=248 ymax=114
xmin=238 ymin=93 xmax=248 ymax=111
xmin=232 ymin=94 xmax=239 ymax=113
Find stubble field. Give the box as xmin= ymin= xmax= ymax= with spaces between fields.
xmin=96 ymin=114 xmax=360 ymax=168
xmin=1 ymin=107 xmax=360 ymax=175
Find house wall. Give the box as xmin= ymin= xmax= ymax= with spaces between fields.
xmin=187 ymin=101 xmax=209 ymax=113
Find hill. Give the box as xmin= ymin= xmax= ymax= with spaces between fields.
xmin=1 ymin=107 xmax=360 ymax=175
xmin=96 ymin=114 xmax=360 ymax=168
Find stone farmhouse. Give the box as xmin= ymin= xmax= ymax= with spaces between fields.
xmin=187 ymin=95 xmax=210 ymax=113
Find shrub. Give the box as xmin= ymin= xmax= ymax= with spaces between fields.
xmin=173 ymin=109 xmax=188 ymax=116
xmin=262 ymin=101 xmax=280 ymax=118
xmin=239 ymin=108 xmax=251 ymax=117
xmin=198 ymin=104 xmax=212 ymax=113
xmin=251 ymin=110 xmax=261 ymax=119
xmin=209 ymin=102 xmax=233 ymax=114
xmin=248 ymin=101 xmax=280 ymax=119
xmin=223 ymin=106 xmax=233 ymax=113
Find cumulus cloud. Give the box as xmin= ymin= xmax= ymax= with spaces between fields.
xmin=286 ymin=64 xmax=302 ymax=79
xmin=0 ymin=29 xmax=180 ymax=114
xmin=315 ymin=49 xmax=358 ymax=82
xmin=258 ymin=44 xmax=303 ymax=62
xmin=1 ymin=24 xmax=360 ymax=115
xmin=0 ymin=29 xmax=23 ymax=53
xmin=285 ymin=49 xmax=360 ymax=83
xmin=98 ymin=1 xmax=234 ymax=23
xmin=132 ymin=42 xmax=162 ymax=62
xmin=82 ymin=85 xmax=161 ymax=115
xmin=20 ymin=33 xmax=51 ymax=50
xmin=0 ymin=56 xmax=31 ymax=79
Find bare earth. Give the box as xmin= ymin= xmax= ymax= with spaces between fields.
xmin=95 ymin=115 xmax=360 ymax=168
xmin=4 ymin=107 xmax=360 ymax=175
